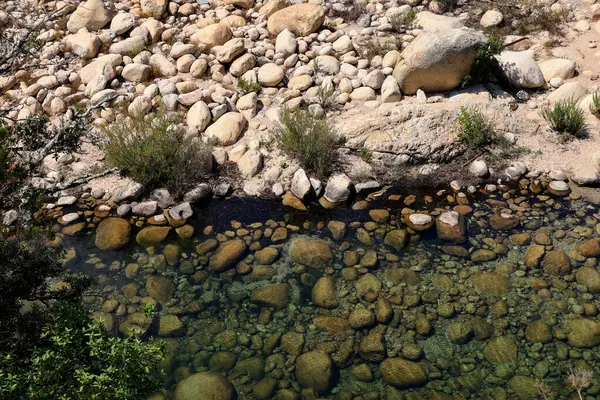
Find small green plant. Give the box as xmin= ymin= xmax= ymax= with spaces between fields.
xmin=140 ymin=302 xmax=157 ymax=319
xmin=102 ymin=110 xmax=213 ymax=195
xmin=390 ymin=9 xmax=417 ymax=32
xmin=237 ymin=77 xmax=262 ymax=94
xmin=590 ymin=92 xmax=600 ymax=118
xmin=462 ymin=33 xmax=504 ymax=87
xmin=456 ymin=106 xmax=498 ymax=149
xmin=540 ymin=99 xmax=586 ymax=140
xmin=274 ymin=107 xmax=338 ymax=177
xmin=360 ymin=147 xmax=372 ymax=162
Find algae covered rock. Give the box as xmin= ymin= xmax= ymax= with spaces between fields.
xmin=384 ymin=229 xmax=409 ymax=251
xmin=541 ymin=251 xmax=571 ymax=276
xmin=576 ymin=267 xmax=600 ymax=293
xmin=295 ymin=351 xmax=335 ymax=393
xmin=567 ymin=318 xmax=600 ymax=348
xmin=483 ymin=336 xmax=517 ymax=364
xmin=158 ymin=315 xmax=184 ymax=337
xmin=146 ymin=276 xmax=174 ymax=303
xmin=472 ymin=273 xmax=510 ymax=296
xmin=174 ymin=371 xmax=234 ymax=400
xmin=95 ymin=217 xmax=131 ymax=250
xmin=380 ymin=357 xmax=428 ymax=388
xmin=525 ymin=320 xmax=552 ymax=344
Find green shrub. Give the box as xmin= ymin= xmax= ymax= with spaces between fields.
xmin=102 ymin=111 xmax=213 ymax=195
xmin=390 ymin=9 xmax=417 ymax=32
xmin=462 ymin=33 xmax=504 ymax=87
xmin=360 ymin=147 xmax=372 ymax=162
xmin=540 ymin=99 xmax=586 ymax=140
xmin=0 ymin=304 xmax=165 ymax=400
xmin=274 ymin=107 xmax=338 ymax=177
xmin=456 ymin=107 xmax=498 ymax=149
xmin=238 ymin=77 xmax=262 ymax=94
xmin=590 ymin=92 xmax=600 ymax=118
xmin=0 ymin=237 xmax=165 ymax=400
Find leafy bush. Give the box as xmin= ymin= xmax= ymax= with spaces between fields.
xmin=390 ymin=9 xmax=417 ymax=32
xmin=456 ymin=106 xmax=498 ymax=149
xmin=102 ymin=111 xmax=213 ymax=195
xmin=457 ymin=107 xmax=530 ymax=161
xmin=360 ymin=147 xmax=372 ymax=162
xmin=274 ymin=107 xmax=338 ymax=177
xmin=590 ymin=92 xmax=600 ymax=118
xmin=238 ymin=77 xmax=262 ymax=94
xmin=0 ymin=237 xmax=165 ymax=400
xmin=540 ymin=99 xmax=586 ymax=140
xmin=462 ymin=33 xmax=504 ymax=87
xmin=0 ymin=116 xmax=85 ymax=209
xmin=0 ymin=304 xmax=165 ymax=400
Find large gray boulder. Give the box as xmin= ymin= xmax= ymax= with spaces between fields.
xmin=494 ymin=50 xmax=545 ymax=89
xmin=393 ymin=29 xmax=486 ymax=95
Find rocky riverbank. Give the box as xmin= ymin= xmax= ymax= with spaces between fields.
xmin=2 ymin=0 xmax=600 ymax=228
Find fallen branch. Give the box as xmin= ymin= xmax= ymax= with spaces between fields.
xmin=48 ymin=167 xmax=119 ymax=192
xmin=461 ymin=150 xmax=487 ymax=168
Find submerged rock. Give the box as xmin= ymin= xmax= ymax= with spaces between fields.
xmin=136 ymin=226 xmax=171 ymax=246
xmin=289 ymin=237 xmax=333 ymax=268
xmin=250 ymin=283 xmax=290 ymax=309
xmin=208 ymin=239 xmax=247 ymax=271
xmin=174 ymin=371 xmax=234 ymax=400
xmin=567 ymin=318 xmax=600 ymax=348
xmin=295 ymin=351 xmax=335 ymax=393
xmin=436 ymin=211 xmax=466 ymax=243
xmin=380 ymin=358 xmax=427 ymax=388
xmin=312 ymin=276 xmax=338 ymax=309
xmin=483 ymin=336 xmax=518 ymax=364
xmin=95 ymin=218 xmax=131 ymax=250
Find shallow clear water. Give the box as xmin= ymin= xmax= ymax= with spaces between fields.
xmin=59 ymin=184 xmax=600 ymax=400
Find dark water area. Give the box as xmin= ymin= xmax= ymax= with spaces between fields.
xmin=56 ymin=182 xmax=600 ymax=400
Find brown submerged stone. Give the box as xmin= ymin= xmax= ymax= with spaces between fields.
xmin=312 ymin=276 xmax=338 ymax=308
xmin=174 ymin=371 xmax=234 ymax=400
xmin=576 ymin=239 xmax=600 ymax=258
xmin=289 ymin=237 xmax=333 ymax=268
xmin=250 ymin=283 xmax=290 ymax=309
xmin=576 ymin=267 xmax=600 ymax=293
xmin=472 ymin=273 xmax=510 ymax=296
xmin=136 ymin=226 xmax=171 ymax=246
xmin=295 ymin=351 xmax=335 ymax=393
xmin=489 ymin=213 xmax=520 ymax=230
xmin=380 ymin=358 xmax=427 ymax=388
xmin=541 ymin=251 xmax=571 ymax=276
xmin=208 ymin=239 xmax=247 ymax=271
xmin=95 ymin=217 xmax=131 ymax=250
xmin=384 ymin=229 xmax=409 ymax=251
